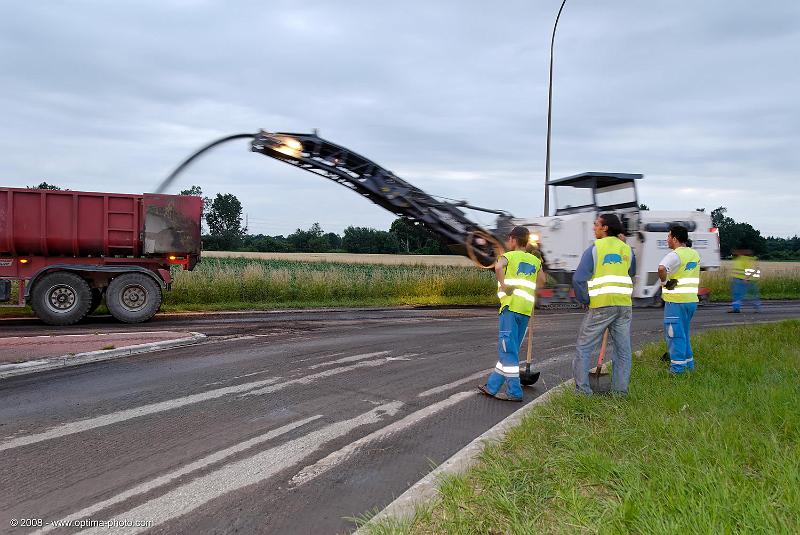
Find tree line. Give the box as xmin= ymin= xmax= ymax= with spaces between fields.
xmin=179 ymin=187 xmax=451 ymax=255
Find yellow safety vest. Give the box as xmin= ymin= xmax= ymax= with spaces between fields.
xmin=662 ymin=246 xmax=701 ymax=303
xmin=732 ymin=255 xmax=760 ymax=280
xmin=589 ymin=237 xmax=633 ymax=308
xmin=497 ymin=250 xmax=541 ymax=316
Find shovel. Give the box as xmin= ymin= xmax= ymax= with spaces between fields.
xmin=589 ymin=329 xmax=612 ymax=393
xmin=519 ymin=305 xmax=540 ymax=386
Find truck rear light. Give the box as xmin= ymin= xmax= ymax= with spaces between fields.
xmin=709 ymin=227 xmax=718 ymax=233
xmin=166 ymin=254 xmax=189 ymax=269
xmin=19 ymin=258 xmax=29 ymax=264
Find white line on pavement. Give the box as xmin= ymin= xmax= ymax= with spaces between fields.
xmin=32 ymin=415 xmax=323 ymax=535
xmin=417 ymin=371 xmax=489 ymax=398
xmin=307 ymin=351 xmax=389 ymax=369
xmin=204 ymin=351 xmax=388 ymax=387
xmin=295 ymin=352 xmax=345 ymax=363
xmin=0 ymin=377 xmax=282 ymax=453
xmin=290 ymin=390 xmax=475 ymax=486
xmin=240 ymin=359 xmax=396 ymax=398
xmin=2 ymin=352 xmax=410 ymax=452
xmin=77 ymin=402 xmax=405 ymax=535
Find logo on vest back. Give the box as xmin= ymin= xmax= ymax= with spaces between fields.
xmin=685 ymin=261 xmax=698 ymax=271
xmin=516 ymin=262 xmax=538 ymax=275
xmin=602 ymin=253 xmax=623 ymax=265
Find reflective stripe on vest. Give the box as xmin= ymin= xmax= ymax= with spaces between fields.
xmin=732 ymin=255 xmax=756 ymax=280
xmin=662 ymin=246 xmax=701 ymax=303
xmin=498 ymin=250 xmax=542 ymax=316
xmin=744 ymin=268 xmax=761 ymax=279
xmin=589 ymin=237 xmax=633 ymax=308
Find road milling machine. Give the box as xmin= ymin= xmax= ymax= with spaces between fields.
xmin=161 ymin=130 xmax=721 ymax=307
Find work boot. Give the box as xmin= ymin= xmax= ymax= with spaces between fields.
xmin=660 ymin=352 xmax=670 ymax=362
xmin=494 ymin=392 xmax=523 ymax=402
xmin=477 ymin=384 xmax=497 ymax=398
xmin=728 ymin=309 xmax=740 ymax=314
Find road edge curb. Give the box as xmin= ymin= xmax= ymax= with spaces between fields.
xmin=0 ymin=332 xmax=207 ymax=380
xmin=355 ymin=379 xmax=574 ymax=533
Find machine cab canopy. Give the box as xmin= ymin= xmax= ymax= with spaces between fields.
xmin=549 ymin=172 xmax=643 ymax=215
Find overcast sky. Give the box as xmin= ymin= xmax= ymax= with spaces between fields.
xmin=1 ymin=1 xmax=798 ymax=236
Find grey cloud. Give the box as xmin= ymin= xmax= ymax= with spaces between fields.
xmin=1 ymin=0 xmax=798 ymax=236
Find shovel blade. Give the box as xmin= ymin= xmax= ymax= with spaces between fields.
xmin=588 ymin=371 xmax=612 ymax=393
xmin=519 ymin=363 xmax=540 ymax=386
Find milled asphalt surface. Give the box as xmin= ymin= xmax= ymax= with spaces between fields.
xmin=1 ymin=302 xmax=798 ymax=534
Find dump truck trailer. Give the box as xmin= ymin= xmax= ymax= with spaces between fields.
xmin=0 ymin=188 xmax=202 ymax=325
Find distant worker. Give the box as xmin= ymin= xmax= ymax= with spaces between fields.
xmin=657 ymin=225 xmax=700 ymax=374
xmin=572 ymin=213 xmax=636 ymax=395
xmin=730 ymin=248 xmax=762 ymax=313
xmin=479 ymin=226 xmax=544 ymax=402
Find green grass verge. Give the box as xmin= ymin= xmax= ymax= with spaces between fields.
xmin=366 ymin=320 xmax=800 ymax=534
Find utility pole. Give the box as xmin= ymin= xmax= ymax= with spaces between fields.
xmin=544 ymin=0 xmax=568 ymax=217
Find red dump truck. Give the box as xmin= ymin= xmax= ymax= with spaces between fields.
xmin=0 ymin=188 xmax=202 ymax=325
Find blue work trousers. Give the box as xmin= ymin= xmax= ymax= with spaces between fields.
xmin=664 ymin=301 xmax=697 ymax=373
xmin=731 ymin=278 xmax=761 ymax=312
xmin=573 ymin=306 xmax=632 ymax=395
xmin=485 ymin=308 xmax=527 ymax=399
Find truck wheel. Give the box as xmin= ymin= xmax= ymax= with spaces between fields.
xmin=106 ymin=273 xmax=162 ymax=323
xmin=31 ymin=272 xmax=93 ymax=326
xmin=88 ymin=288 xmax=104 ymax=315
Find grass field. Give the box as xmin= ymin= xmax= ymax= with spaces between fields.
xmin=162 ymin=257 xmax=496 ymax=311
xmin=204 ymin=253 xmax=800 ymax=304
xmin=366 ymin=320 xmax=800 ymax=534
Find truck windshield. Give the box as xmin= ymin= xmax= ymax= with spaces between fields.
xmin=554 ymin=185 xmax=593 ymax=212
xmin=595 ymin=182 xmax=636 ymax=208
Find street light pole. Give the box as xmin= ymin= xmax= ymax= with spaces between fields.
xmin=543 ymin=0 xmax=568 ymax=217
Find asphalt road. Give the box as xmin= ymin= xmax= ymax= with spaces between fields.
xmin=1 ymin=302 xmax=799 ymax=535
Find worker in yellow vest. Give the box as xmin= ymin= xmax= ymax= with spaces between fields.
xmin=572 ymin=214 xmax=636 ymax=395
xmin=479 ymin=226 xmax=544 ymax=401
xmin=730 ymin=248 xmax=762 ymax=313
xmin=658 ymin=225 xmax=700 ymax=373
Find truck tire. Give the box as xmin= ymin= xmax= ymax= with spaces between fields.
xmin=31 ymin=272 xmax=93 ymax=326
xmin=106 ymin=273 xmax=162 ymax=323
xmin=88 ymin=288 xmax=104 ymax=315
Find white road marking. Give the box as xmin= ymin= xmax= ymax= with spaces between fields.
xmin=0 ymin=377 xmax=280 ymax=453
xmin=205 ymin=351 xmax=390 ymax=387
xmin=78 ymin=402 xmax=404 ymax=535
xmin=417 ymin=370 xmax=490 ymax=398
xmin=295 ymin=352 xmax=345 ymax=363
xmin=307 ymin=351 xmax=389 ymax=369
xmin=2 ymin=352 xmax=410 ymax=452
xmin=33 ymin=415 xmax=322 ymax=535
xmin=290 ymin=390 xmax=475 ymax=486
xmin=385 ymin=353 xmax=419 ymax=361
xmin=240 ymin=359 xmax=397 ymax=398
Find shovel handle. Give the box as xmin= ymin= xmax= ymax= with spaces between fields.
xmin=596 ymin=329 xmax=609 ymax=369
xmin=525 ymin=303 xmax=535 ymax=365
